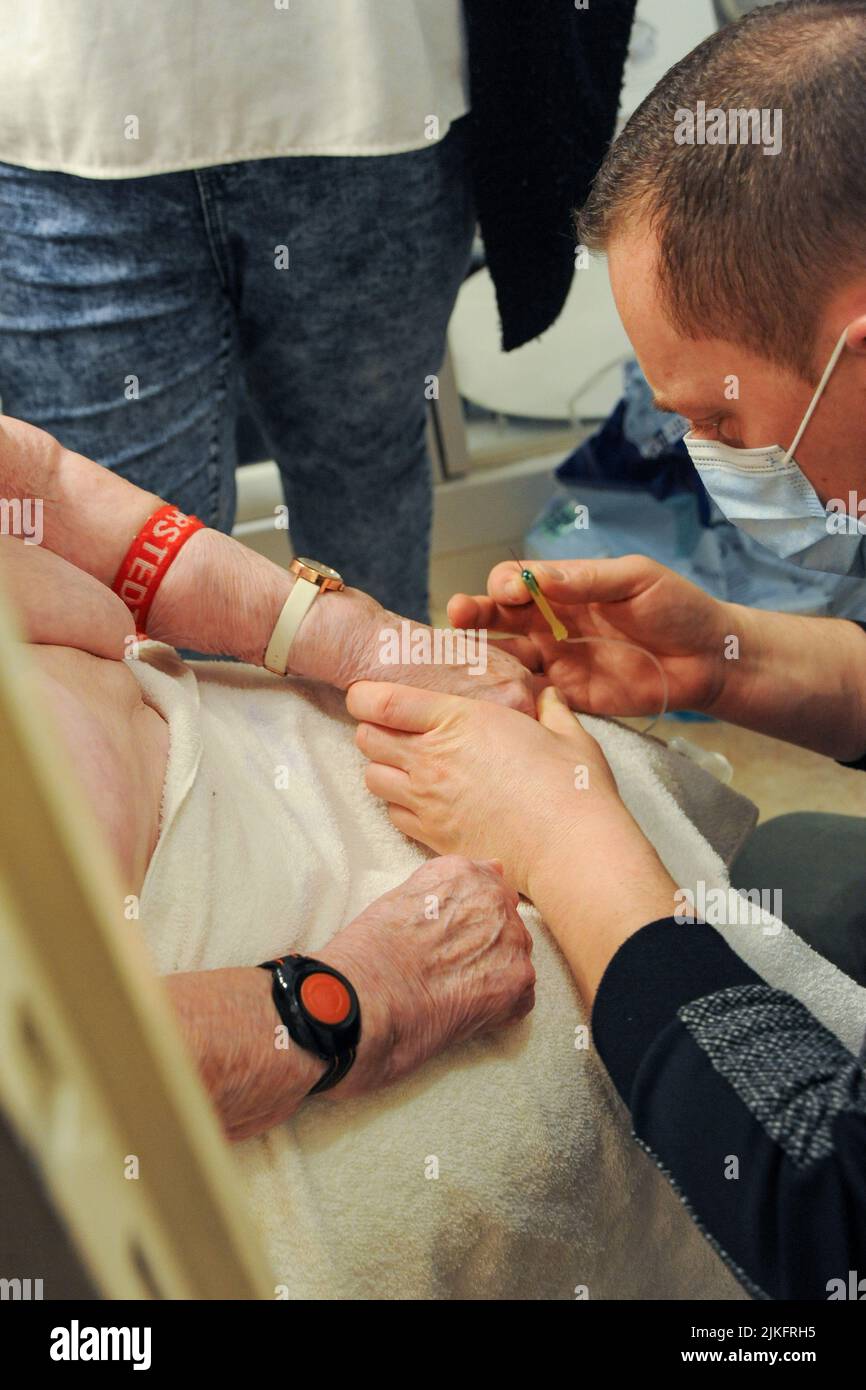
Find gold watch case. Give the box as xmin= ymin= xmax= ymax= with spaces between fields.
xmin=290 ymin=557 xmax=345 ymax=591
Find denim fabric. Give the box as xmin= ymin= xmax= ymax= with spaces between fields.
xmin=0 ymin=119 xmax=475 ymax=619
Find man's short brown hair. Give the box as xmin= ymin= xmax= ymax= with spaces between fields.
xmin=577 ymin=0 xmax=866 ymax=381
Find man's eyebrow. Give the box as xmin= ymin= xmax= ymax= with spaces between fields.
xmin=651 ymin=394 xmax=713 ymax=419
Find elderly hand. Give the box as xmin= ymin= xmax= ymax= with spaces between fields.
xmin=318 ymin=856 xmax=535 ymax=1096
xmin=348 ymin=680 xmax=657 ymax=901
xmin=290 ymin=587 xmax=537 ymax=715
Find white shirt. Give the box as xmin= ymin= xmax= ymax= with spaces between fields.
xmin=0 ymin=0 xmax=469 ymax=178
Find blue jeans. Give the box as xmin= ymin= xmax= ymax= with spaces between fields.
xmin=0 ymin=120 xmax=474 ymax=619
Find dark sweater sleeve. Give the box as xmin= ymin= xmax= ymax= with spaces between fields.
xmin=592 ymin=918 xmax=866 ymax=1300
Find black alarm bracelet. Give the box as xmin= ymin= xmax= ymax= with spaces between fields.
xmin=258 ymin=953 xmax=361 ymax=1096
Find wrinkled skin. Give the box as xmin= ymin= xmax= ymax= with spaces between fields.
xmin=318 ymin=856 xmax=536 ymax=1098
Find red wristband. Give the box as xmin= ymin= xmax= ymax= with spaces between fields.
xmin=111 ymin=504 xmax=204 ymax=632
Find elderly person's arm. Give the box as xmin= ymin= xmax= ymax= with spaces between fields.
xmin=164 ymin=856 xmax=535 ymax=1141
xmin=0 ymin=415 xmax=534 ymax=711
xmin=3 ymin=524 xmax=535 ymax=1140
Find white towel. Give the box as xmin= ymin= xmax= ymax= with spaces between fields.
xmin=581 ymin=713 xmax=866 ymax=1061
xmin=127 ymin=642 xmax=865 ymax=1299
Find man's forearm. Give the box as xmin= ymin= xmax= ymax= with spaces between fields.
xmin=707 ymin=602 xmax=866 ymax=761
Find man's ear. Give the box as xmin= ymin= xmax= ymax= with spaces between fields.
xmin=844 ymin=314 xmax=866 ymax=356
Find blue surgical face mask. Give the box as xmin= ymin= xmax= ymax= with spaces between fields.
xmin=683 ymin=326 xmax=866 ymax=576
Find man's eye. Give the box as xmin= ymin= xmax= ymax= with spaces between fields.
xmin=692 ymin=418 xmax=745 ymax=448
xmin=691 ymin=417 xmax=721 ymax=436
xmin=717 ymin=423 xmax=747 ymax=448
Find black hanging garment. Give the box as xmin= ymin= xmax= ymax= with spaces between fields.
xmin=462 ymin=0 xmax=637 ymax=350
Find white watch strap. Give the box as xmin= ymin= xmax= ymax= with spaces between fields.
xmin=263 ymin=576 xmax=319 ymax=675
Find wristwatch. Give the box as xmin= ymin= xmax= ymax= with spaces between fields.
xmin=258 ymin=953 xmax=361 ymax=1095
xmin=263 ymin=557 xmax=345 ymax=676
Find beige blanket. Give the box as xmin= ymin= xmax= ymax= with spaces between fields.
xmin=128 ymin=640 xmax=839 ymax=1301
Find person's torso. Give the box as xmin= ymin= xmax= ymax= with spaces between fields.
xmin=0 ymin=0 xmax=469 ymax=177
xmin=29 ymin=644 xmax=168 ymax=895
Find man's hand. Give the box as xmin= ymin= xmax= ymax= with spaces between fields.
xmin=317 ymin=857 xmax=536 ymax=1096
xmin=448 ymin=555 xmax=734 ymax=717
xmin=448 ymin=553 xmax=866 ymax=761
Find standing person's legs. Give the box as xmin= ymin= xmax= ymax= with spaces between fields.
xmin=209 ymin=119 xmax=476 ymax=620
xmin=0 ymin=162 xmax=241 ymax=530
